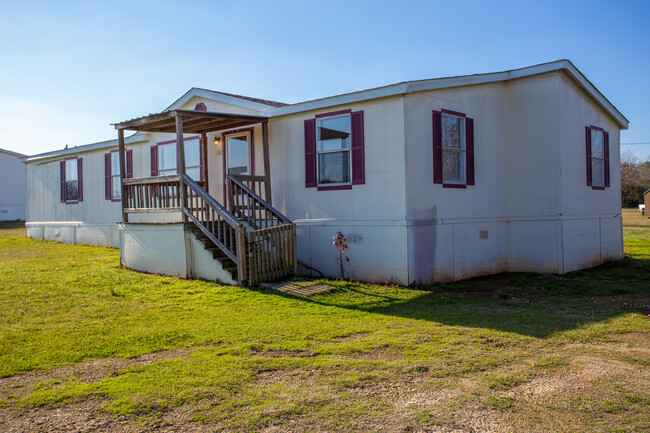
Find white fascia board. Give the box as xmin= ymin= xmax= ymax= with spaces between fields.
xmin=166 ymin=88 xmax=273 ymax=113
xmin=268 ymin=83 xmax=409 ymax=117
xmin=0 ymin=148 xmax=27 ymax=158
xmin=20 ymin=133 xmax=148 ymax=164
xmin=267 ymin=60 xmax=628 ymax=129
xmin=559 ymin=62 xmax=629 ymax=129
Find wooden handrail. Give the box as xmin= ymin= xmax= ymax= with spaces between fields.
xmin=182 ymin=174 xmax=241 ymax=228
xmin=228 ymin=175 xmax=290 ymax=229
xmin=180 ymin=174 xmax=248 ymax=284
xmin=123 ymin=175 xmax=180 ymax=186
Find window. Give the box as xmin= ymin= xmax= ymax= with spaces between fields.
xmin=226 ymin=134 xmax=250 ymax=175
xmin=586 ymin=126 xmax=610 ymax=189
xmin=104 ymin=150 xmax=133 ymax=200
xmin=433 ymin=109 xmax=474 ymax=188
xmin=317 ymin=114 xmax=351 ymax=185
xmin=60 ymin=157 xmax=82 ymax=203
xmin=151 ymin=137 xmax=202 ymax=181
xmin=304 ymin=110 xmax=365 ymax=190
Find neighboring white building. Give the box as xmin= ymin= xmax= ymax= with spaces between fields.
xmin=21 ymin=60 xmax=628 ymax=285
xmin=0 ymin=148 xmax=26 ymax=221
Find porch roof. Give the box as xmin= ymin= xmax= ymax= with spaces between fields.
xmin=113 ymin=109 xmax=268 ymax=134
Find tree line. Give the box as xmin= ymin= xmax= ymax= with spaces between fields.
xmin=621 ymin=150 xmax=650 ymax=208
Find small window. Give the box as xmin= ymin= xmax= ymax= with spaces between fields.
xmin=586 ymin=126 xmax=609 ymax=189
xmin=60 ymin=157 xmax=82 ymax=203
xmin=317 ymin=114 xmax=351 ymax=185
xmin=65 ymin=159 xmax=79 ymax=201
xmin=441 ymin=113 xmax=466 ymax=184
xmin=110 ymin=152 xmax=121 ymax=199
xmin=433 ymin=109 xmax=474 ymax=187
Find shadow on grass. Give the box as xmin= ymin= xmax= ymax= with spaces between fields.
xmin=254 ymin=257 xmax=650 ymax=339
xmin=0 ymin=220 xmax=25 ymax=230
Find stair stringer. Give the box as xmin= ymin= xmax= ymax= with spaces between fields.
xmin=186 ymin=231 xmax=238 ymax=285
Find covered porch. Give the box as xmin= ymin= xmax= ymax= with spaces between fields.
xmin=114 ymin=109 xmax=296 ymax=286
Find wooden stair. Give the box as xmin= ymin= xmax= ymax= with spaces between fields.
xmin=187 ymin=225 xmax=240 ymax=282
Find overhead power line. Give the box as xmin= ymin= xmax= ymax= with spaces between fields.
xmin=621 ymin=142 xmax=650 ymax=145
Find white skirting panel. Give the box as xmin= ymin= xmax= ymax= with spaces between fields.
xmin=26 ymin=221 xmax=119 ymax=248
xmin=118 ymin=223 xmax=236 ymax=285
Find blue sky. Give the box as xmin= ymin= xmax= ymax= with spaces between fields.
xmin=1 ymin=0 xmax=649 ymax=159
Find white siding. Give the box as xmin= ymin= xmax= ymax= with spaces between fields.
xmin=0 ymin=150 xmax=26 ymax=220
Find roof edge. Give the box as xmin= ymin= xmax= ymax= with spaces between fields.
xmin=0 ymin=148 xmax=27 ymax=158
xmin=267 ymin=60 xmax=628 ymax=129
xmin=20 ymin=134 xmax=148 ymax=163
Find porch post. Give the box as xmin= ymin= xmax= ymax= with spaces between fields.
xmin=262 ymin=121 xmax=272 ymax=204
xmin=175 ymin=114 xmax=188 ymax=223
xmin=118 ymin=129 xmax=128 ymax=223
xmin=201 ymin=132 xmax=209 ymax=193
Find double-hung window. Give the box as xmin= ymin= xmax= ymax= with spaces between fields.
xmin=304 ymin=110 xmax=365 ymax=190
xmin=60 ymin=157 xmax=83 ymax=203
xmin=317 ymin=114 xmax=351 ymax=185
xmin=104 ymin=150 xmax=133 ymax=200
xmin=433 ymin=109 xmax=475 ymax=188
xmin=151 ymin=137 xmax=202 ymax=181
xmin=586 ymin=126 xmax=609 ymax=189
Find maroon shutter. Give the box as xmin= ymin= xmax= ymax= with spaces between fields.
xmin=304 ymin=119 xmax=317 ymax=187
xmin=60 ymin=160 xmax=66 ymax=202
xmin=432 ymin=111 xmax=443 ymax=184
xmin=350 ymin=111 xmax=365 ymax=185
xmin=150 ymin=145 xmax=158 ymax=176
xmin=604 ymin=131 xmax=610 ymax=187
xmin=77 ymin=158 xmax=83 ymax=202
xmin=104 ymin=153 xmax=111 ymax=199
xmin=585 ymin=126 xmax=592 ymax=186
xmin=465 ymin=117 xmax=475 ymax=186
xmin=126 ymin=150 xmax=133 ymax=178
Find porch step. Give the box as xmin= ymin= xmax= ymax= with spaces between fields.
xmin=186 ymin=225 xmax=239 ymax=282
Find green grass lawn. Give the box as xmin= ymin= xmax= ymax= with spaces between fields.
xmin=0 ymin=217 xmax=648 ymax=432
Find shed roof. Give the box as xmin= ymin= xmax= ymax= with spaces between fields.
xmin=114 ymin=109 xmax=268 ymax=134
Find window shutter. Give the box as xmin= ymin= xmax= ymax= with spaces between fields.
xmin=604 ymin=131 xmax=610 ymax=187
xmin=466 ymin=117 xmax=475 ymax=185
xmin=432 ymin=111 xmax=443 ymax=184
xmin=77 ymin=158 xmax=83 ymax=202
xmin=304 ymin=119 xmax=317 ymax=187
xmin=585 ymin=126 xmax=592 ymax=186
xmin=104 ymin=153 xmax=111 ymax=199
xmin=350 ymin=111 xmax=365 ymax=185
xmin=126 ymin=150 xmax=133 ymax=178
xmin=150 ymin=145 xmax=158 ymax=176
xmin=60 ymin=160 xmax=66 ymax=202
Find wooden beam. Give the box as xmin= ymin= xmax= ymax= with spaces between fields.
xmin=262 ymin=122 xmax=272 ymax=204
xmin=118 ymin=129 xmax=128 ymax=223
xmin=176 ymin=115 xmax=188 ymax=223
xmin=201 ymin=132 xmax=209 ymax=193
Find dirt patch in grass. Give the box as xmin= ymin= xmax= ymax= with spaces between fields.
xmin=0 ymin=348 xmax=189 ymax=400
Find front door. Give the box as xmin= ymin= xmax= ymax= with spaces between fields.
xmin=223 ymin=129 xmax=253 ymax=207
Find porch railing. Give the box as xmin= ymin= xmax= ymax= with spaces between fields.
xmin=123 ymin=176 xmax=205 ymax=213
xmin=230 ymin=174 xmax=269 ymax=202
xmin=247 ymin=224 xmax=297 ymax=286
xmin=180 ymin=174 xmax=247 ymax=284
xmin=227 ymin=175 xmax=290 ymax=230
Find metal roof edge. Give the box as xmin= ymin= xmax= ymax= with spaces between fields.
xmin=165 ymin=88 xmax=275 ymax=113
xmin=0 ymin=148 xmax=27 ymax=158
xmin=20 ymin=134 xmax=148 ymax=163
xmin=265 ymin=60 xmax=628 ymax=129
